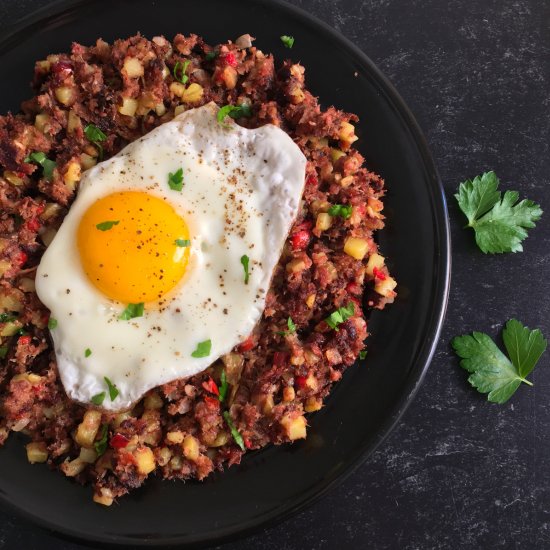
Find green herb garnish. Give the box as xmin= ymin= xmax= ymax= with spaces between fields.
xmin=455 ymin=171 xmax=542 ymax=253
xmin=119 ymin=302 xmax=144 ymax=321
xmin=280 ymin=35 xmax=295 ymax=49
xmin=218 ymin=370 xmax=228 ymax=403
xmin=24 ymin=151 xmax=56 ymax=181
xmin=91 ymin=392 xmax=105 ymax=405
xmin=452 ymin=319 xmax=547 ymax=404
xmin=94 ymin=424 xmax=109 ymax=456
xmin=96 ymin=220 xmax=119 ymax=231
xmin=276 ymin=316 xmax=296 ymax=336
xmin=217 ymin=104 xmax=253 ymax=128
xmin=325 ymin=302 xmax=355 ymax=331
xmin=173 ymin=60 xmax=191 ymax=84
xmin=328 ymin=204 xmax=352 ymax=219
xmin=0 ymin=313 xmax=16 ymax=323
xmin=104 ymin=376 xmax=119 ymax=401
xmin=240 ymin=255 xmax=250 ymax=284
xmin=359 ymin=350 xmax=367 ymax=360
xmin=168 ymin=168 xmax=184 ymax=191
xmin=191 ymin=339 xmax=212 ymax=358
xmin=205 ymin=50 xmax=219 ymax=61
xmin=223 ymin=411 xmax=245 ymax=451
xmin=85 ymin=348 xmax=92 ymax=358
xmin=174 ymin=239 xmax=191 ymax=247
xmin=84 ymin=124 xmax=107 ymax=160
xmin=47 ymin=318 xmax=58 ymax=329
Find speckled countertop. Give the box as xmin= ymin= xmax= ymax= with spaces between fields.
xmin=0 ymin=0 xmax=549 ymax=548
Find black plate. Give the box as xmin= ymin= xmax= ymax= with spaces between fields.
xmin=0 ymin=0 xmax=450 ymax=546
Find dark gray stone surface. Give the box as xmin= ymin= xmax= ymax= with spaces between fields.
xmin=0 ymin=0 xmax=548 ymax=548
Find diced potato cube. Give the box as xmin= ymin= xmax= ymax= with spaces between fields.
xmin=344 ymin=237 xmax=369 ymax=260
xmin=63 ymin=161 xmax=81 ymax=188
xmin=144 ymin=391 xmax=163 ymax=410
xmin=61 ymin=457 xmax=86 ymax=477
xmin=133 ymin=446 xmax=156 ymax=475
xmin=169 ymin=82 xmax=186 ymax=98
xmin=26 ymin=441 xmax=48 ymax=463
xmin=118 ymin=97 xmax=138 ymax=116
xmin=155 ymin=102 xmax=167 ymax=116
xmin=174 ymin=105 xmax=186 ymax=116
xmin=1 ymin=321 xmax=22 ymax=337
xmin=181 ymin=83 xmax=204 ymax=104
xmin=182 ymin=435 xmax=199 ymax=461
xmin=67 ymin=110 xmax=81 ymax=134
xmin=93 ymin=487 xmax=114 ymax=506
xmin=75 ymin=410 xmax=102 ymax=448
xmin=286 ymin=258 xmax=307 ymax=273
xmin=18 ymin=277 xmax=35 ymax=293
xmin=280 ymin=414 xmax=307 ymax=440
xmin=4 ymin=171 xmax=24 ymax=186
xmin=208 ymin=431 xmax=229 ymax=448
xmin=316 ymin=213 xmax=332 ymax=231
xmin=283 ymin=386 xmax=295 ymax=402
xmin=365 ymin=253 xmax=385 ymax=276
xmin=0 ymin=291 xmax=23 ymax=312
xmin=339 ymin=121 xmax=358 ymax=149
xmin=220 ymin=66 xmax=238 ymax=89
xmin=290 ymin=86 xmax=305 ymax=104
xmin=34 ymin=113 xmax=50 ymax=133
xmin=40 ymin=228 xmax=57 ymax=247
xmin=157 ymin=447 xmax=172 ymax=467
xmin=304 ymin=397 xmax=323 ymax=413
xmin=375 ymin=276 xmax=397 ymax=297
xmin=330 ymin=148 xmax=346 ymax=163
xmin=166 ymin=431 xmax=184 ymax=444
xmin=54 ymin=86 xmax=74 ymax=106
xmin=112 ymin=411 xmax=132 ymax=428
xmin=260 ymin=394 xmax=274 ymax=415
xmin=80 ymin=153 xmax=97 ymax=171
xmin=305 ymin=293 xmax=316 ymax=308
xmin=123 ymin=57 xmax=144 ymax=78
xmin=79 ymin=446 xmax=97 ymax=463
xmin=305 ymin=372 xmax=318 ymax=391
xmin=40 ymin=203 xmax=62 ymax=221
xmin=340 ymin=175 xmax=354 ymax=187
xmin=0 ymin=260 xmax=10 ymax=277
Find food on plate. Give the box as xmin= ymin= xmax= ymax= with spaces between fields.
xmin=0 ymin=32 xmax=396 ymax=505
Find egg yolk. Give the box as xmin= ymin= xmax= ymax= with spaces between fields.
xmin=77 ymin=191 xmax=190 ymax=303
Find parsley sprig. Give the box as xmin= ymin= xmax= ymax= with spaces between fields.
xmin=119 ymin=302 xmax=144 ymax=320
xmin=452 ymin=319 xmax=547 ymax=404
xmin=455 ymin=171 xmax=542 ymax=253
xmin=24 ymin=152 xmax=56 ymax=181
xmin=223 ymin=411 xmax=245 ymax=451
xmin=280 ymin=35 xmax=295 ymax=49
xmin=328 ymin=204 xmax=352 ymax=219
xmin=173 ymin=60 xmax=191 ymax=84
xmin=168 ymin=168 xmax=184 ymax=191
xmin=276 ymin=316 xmax=296 ymax=336
xmin=191 ymin=339 xmax=212 ymax=358
xmin=96 ymin=220 xmax=119 ymax=231
xmin=84 ymin=124 xmax=107 ymax=160
xmin=240 ymin=255 xmax=250 ymax=284
xmin=217 ymin=104 xmax=253 ymax=128
xmin=326 ymin=303 xmax=355 ymax=330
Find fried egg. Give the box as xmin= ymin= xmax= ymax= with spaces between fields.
xmin=35 ymin=103 xmax=307 ymax=411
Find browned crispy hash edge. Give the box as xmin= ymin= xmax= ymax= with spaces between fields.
xmin=0 ymin=33 xmax=396 ymax=505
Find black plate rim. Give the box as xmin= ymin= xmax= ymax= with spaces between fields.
xmin=0 ymin=0 xmax=451 ymax=546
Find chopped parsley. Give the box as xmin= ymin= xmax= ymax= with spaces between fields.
xmin=359 ymin=350 xmax=367 ymax=360
xmin=218 ymin=370 xmax=228 ymax=403
xmin=174 ymin=239 xmax=191 ymax=247
xmin=84 ymin=124 xmax=107 ymax=160
xmin=96 ymin=220 xmax=119 ymax=231
xmin=217 ymin=104 xmax=253 ymax=128
xmin=455 ymin=171 xmax=542 ymax=253
xmin=119 ymin=302 xmax=144 ymax=321
xmin=191 ymin=339 xmax=212 ymax=358
xmin=452 ymin=319 xmax=547 ymax=404
xmin=276 ymin=316 xmax=296 ymax=336
xmin=328 ymin=204 xmax=353 ymax=219
xmin=94 ymin=424 xmax=109 ymax=456
xmin=24 ymin=151 xmax=56 ymax=181
xmin=280 ymin=35 xmax=295 ymax=49
xmin=91 ymin=391 xmax=106 ymax=406
xmin=85 ymin=348 xmax=92 ymax=358
xmin=205 ymin=50 xmax=219 ymax=61
xmin=47 ymin=317 xmax=58 ymax=329
xmin=104 ymin=376 xmax=119 ymax=401
xmin=0 ymin=313 xmax=16 ymax=323
xmin=173 ymin=60 xmax=191 ymax=84
xmin=168 ymin=168 xmax=184 ymax=191
xmin=223 ymin=411 xmax=245 ymax=451
xmin=240 ymin=255 xmax=250 ymax=284
xmin=325 ymin=302 xmax=355 ymax=330
xmin=0 ymin=346 xmax=8 ymax=359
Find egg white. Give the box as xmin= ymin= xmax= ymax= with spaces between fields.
xmin=35 ymin=103 xmax=307 ymax=410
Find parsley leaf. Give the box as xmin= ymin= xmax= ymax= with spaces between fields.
xmin=0 ymin=313 xmax=16 ymax=323
xmin=452 ymin=319 xmax=547 ymax=404
xmin=359 ymin=350 xmax=367 ymax=360
xmin=94 ymin=424 xmax=109 ymax=456
xmin=91 ymin=391 xmax=105 ymax=405
xmin=85 ymin=348 xmax=92 ymax=358
xmin=218 ymin=370 xmax=228 ymax=403
xmin=168 ymin=168 xmax=184 ymax=191
xmin=96 ymin=220 xmax=119 ymax=231
xmin=325 ymin=302 xmax=355 ymax=330
xmin=104 ymin=376 xmax=119 ymax=401
xmin=191 ymin=339 xmax=212 ymax=358
xmin=173 ymin=60 xmax=191 ymax=84
xmin=217 ymin=104 xmax=253 ymax=128
xmin=24 ymin=151 xmax=56 ymax=181
xmin=276 ymin=316 xmax=297 ymax=336
xmin=174 ymin=239 xmax=191 ymax=247
xmin=455 ymin=171 xmax=542 ymax=253
xmin=328 ymin=204 xmax=352 ymax=219
xmin=84 ymin=124 xmax=107 ymax=160
xmin=280 ymin=35 xmax=295 ymax=49
xmin=223 ymin=411 xmax=245 ymax=451
xmin=0 ymin=346 xmax=8 ymax=359
xmin=47 ymin=318 xmax=58 ymax=329
xmin=119 ymin=302 xmax=144 ymax=321
xmin=240 ymin=254 xmax=250 ymax=284
xmin=205 ymin=50 xmax=219 ymax=61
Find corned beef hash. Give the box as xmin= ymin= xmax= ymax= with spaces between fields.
xmin=0 ymin=32 xmax=396 ymax=505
